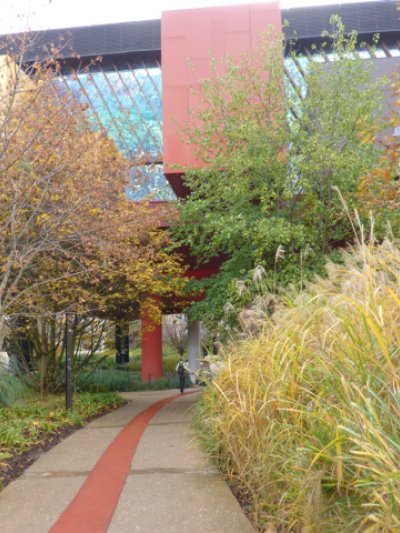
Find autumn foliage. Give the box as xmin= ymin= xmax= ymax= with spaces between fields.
xmin=356 ymin=70 xmax=400 ymax=231
xmin=0 ymin=36 xmax=184 ymax=347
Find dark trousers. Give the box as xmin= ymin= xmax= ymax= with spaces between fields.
xmin=179 ymin=375 xmax=185 ymax=393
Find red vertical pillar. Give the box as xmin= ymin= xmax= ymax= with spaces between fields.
xmin=141 ymin=312 xmax=163 ymax=383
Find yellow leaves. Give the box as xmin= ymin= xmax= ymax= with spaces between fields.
xmin=356 ymin=73 xmax=400 ymax=218
xmin=0 ymin=56 xmax=186 ymax=317
xmin=36 ymin=213 xmax=49 ymax=224
xmin=360 ymin=132 xmax=375 ymax=145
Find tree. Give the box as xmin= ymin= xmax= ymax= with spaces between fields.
xmin=356 ymin=69 xmax=400 ymax=234
xmin=163 ymin=314 xmax=187 ymax=357
xmin=7 ymin=314 xmax=108 ymax=394
xmin=289 ymin=20 xmax=383 ymax=250
xmin=174 ymin=22 xmax=384 ymax=327
xmin=0 ymin=35 xmax=185 ymax=391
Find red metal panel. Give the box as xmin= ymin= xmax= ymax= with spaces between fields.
xmin=162 ymin=2 xmax=282 ymax=177
xmin=251 ymin=3 xmax=281 ymax=46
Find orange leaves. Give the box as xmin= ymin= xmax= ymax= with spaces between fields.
xmin=356 ymin=70 xmax=400 ymax=226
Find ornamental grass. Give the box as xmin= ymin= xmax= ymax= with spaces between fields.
xmin=196 ymin=236 xmax=400 ymax=532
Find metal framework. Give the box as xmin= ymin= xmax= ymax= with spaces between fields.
xmin=15 ymin=1 xmax=400 ymax=198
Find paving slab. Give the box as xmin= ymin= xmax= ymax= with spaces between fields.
xmin=0 ymin=389 xmax=255 ymax=533
xmin=0 ymin=477 xmax=85 ymax=533
xmin=110 ymin=393 xmax=255 ymax=533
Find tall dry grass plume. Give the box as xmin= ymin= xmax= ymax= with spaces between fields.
xmin=196 ymin=229 xmax=400 ymax=531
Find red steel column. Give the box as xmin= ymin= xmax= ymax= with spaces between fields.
xmin=141 ymin=312 xmax=163 ymax=383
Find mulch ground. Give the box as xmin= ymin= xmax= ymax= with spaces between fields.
xmin=0 ymin=404 xmax=123 ymax=491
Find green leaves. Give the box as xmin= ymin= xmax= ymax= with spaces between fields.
xmin=174 ymin=23 xmax=385 ymax=327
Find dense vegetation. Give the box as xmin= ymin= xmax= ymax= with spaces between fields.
xmin=1 ymin=19 xmax=399 ymax=529
xmin=0 ymin=35 xmax=184 ymax=394
xmin=175 ymin=21 xmax=385 ymax=330
xmin=185 ymin=20 xmax=400 ymax=532
xmin=196 ymin=235 xmax=400 ymax=531
xmin=0 ymin=392 xmax=125 ymax=490
xmin=75 ymin=348 xmax=181 ymax=392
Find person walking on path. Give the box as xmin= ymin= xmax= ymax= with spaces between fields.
xmin=176 ymin=358 xmax=191 ymax=393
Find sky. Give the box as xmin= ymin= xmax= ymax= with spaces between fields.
xmin=0 ymin=0 xmax=383 ymax=33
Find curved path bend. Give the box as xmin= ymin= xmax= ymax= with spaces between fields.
xmin=0 ymin=390 xmax=255 ymax=533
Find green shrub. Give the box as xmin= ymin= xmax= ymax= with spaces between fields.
xmin=121 ymin=360 xmax=141 ymax=372
xmin=76 ymin=370 xmax=141 ymax=392
xmin=95 ymin=347 xmax=180 ymax=374
xmin=163 ymin=354 xmax=180 ymax=372
xmin=86 ymin=383 xmax=111 ymax=393
xmin=0 ymin=392 xmax=125 ymax=460
xmin=76 ymin=369 xmax=182 ymax=392
xmin=141 ymin=375 xmax=181 ymax=391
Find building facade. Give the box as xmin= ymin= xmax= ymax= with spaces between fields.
xmin=18 ymin=1 xmax=400 ymax=379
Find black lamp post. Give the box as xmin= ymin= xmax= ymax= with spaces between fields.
xmin=65 ymin=312 xmax=73 ymax=409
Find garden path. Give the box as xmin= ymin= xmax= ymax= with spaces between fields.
xmin=0 ymin=389 xmax=255 ymax=532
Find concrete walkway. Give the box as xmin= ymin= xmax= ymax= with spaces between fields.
xmin=0 ymin=389 xmax=255 ymax=533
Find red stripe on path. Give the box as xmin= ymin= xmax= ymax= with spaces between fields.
xmin=50 ymin=391 xmax=197 ymax=533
